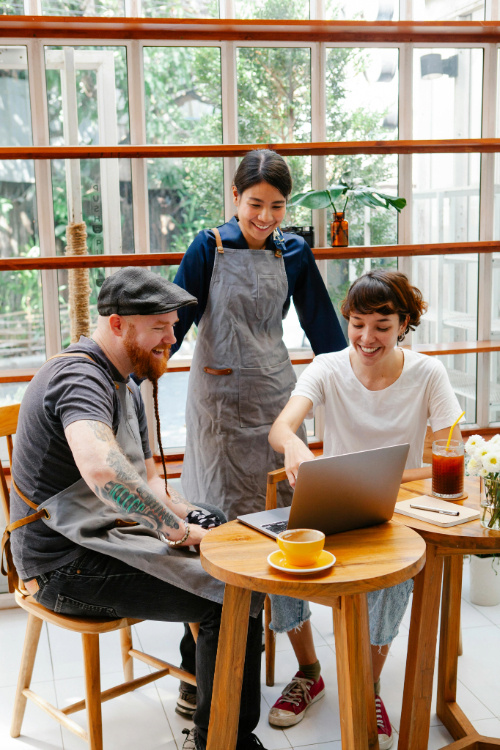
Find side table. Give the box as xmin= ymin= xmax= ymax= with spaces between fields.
xmin=396 ymin=476 xmax=500 ymax=750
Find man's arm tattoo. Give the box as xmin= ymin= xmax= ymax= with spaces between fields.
xmin=107 ymin=448 xmax=138 ymax=483
xmin=102 ymin=481 xmax=181 ymax=536
xmin=86 ymin=420 xmax=114 ymax=442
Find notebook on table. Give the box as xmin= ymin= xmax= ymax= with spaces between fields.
xmin=237 ymin=443 xmax=410 ymax=539
xmin=395 ymin=495 xmax=480 ymax=527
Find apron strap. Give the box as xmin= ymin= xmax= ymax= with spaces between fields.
xmin=47 ymin=352 xmax=96 ymax=364
xmin=212 ymin=227 xmax=224 ymax=254
xmin=2 ymin=477 xmax=50 ymax=595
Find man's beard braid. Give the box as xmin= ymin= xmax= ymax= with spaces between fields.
xmin=124 ymin=326 xmax=170 ymax=495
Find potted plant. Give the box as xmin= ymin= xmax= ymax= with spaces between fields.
xmin=288 ymin=181 xmax=407 ymax=248
xmin=464 ymin=434 xmax=500 ymax=606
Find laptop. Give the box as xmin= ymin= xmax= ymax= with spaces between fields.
xmin=238 ymin=443 xmax=410 ymax=539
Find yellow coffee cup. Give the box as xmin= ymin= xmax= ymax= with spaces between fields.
xmin=277 ymin=528 xmax=325 ymax=567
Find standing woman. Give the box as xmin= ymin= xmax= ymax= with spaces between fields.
xmin=171 ymin=150 xmax=345 ymax=726
xmin=172 ymin=149 xmax=345 ymax=520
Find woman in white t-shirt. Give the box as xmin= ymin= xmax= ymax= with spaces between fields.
xmin=267 ymin=269 xmax=462 ymax=748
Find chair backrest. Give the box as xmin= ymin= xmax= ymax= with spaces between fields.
xmin=0 ymin=403 xmax=20 ymax=525
xmin=0 ymin=403 xmax=21 ymax=593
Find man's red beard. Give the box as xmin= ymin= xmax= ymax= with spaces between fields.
xmin=123 ymin=324 xmax=170 ymax=381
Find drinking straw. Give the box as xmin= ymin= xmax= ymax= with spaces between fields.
xmin=445 ymin=411 xmax=465 ymax=451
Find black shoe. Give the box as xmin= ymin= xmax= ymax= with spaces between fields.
xmin=176 ymin=685 xmax=197 ymax=719
xmin=237 ymin=734 xmax=267 ymax=750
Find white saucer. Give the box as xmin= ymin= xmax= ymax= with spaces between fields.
xmin=267 ymin=549 xmax=336 ymax=575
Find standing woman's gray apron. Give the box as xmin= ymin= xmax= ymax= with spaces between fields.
xmin=182 ymin=227 xmax=307 ymax=520
xmin=10 ymin=353 xmax=226 ymax=607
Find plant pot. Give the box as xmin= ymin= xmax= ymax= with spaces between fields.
xmin=330 ymin=212 xmax=348 ymax=247
xmin=480 ymin=476 xmax=500 ymax=529
xmin=469 ymin=555 xmax=500 ymax=606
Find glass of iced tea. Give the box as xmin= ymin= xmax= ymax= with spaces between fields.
xmin=432 ymin=439 xmax=465 ymax=498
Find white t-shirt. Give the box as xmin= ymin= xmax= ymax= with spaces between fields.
xmin=291 ymin=347 xmax=462 ymax=469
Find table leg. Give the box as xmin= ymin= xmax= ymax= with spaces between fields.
xmin=333 ymin=593 xmax=379 ymax=750
xmin=437 ymin=554 xmax=476 ymax=740
xmin=399 ymin=543 xmax=444 ymax=750
xmin=206 ymin=584 xmax=252 ymax=750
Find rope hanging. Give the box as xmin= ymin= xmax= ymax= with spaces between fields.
xmin=65 ymin=221 xmax=91 ymax=343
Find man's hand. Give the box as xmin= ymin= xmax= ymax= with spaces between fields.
xmin=185 ymin=524 xmax=208 ymax=547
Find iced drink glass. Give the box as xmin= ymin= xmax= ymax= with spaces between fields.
xmin=432 ymin=439 xmax=464 ymax=499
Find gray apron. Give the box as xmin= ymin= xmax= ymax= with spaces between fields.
xmin=14 ymin=356 xmax=229 ymax=608
xmin=182 ymin=226 xmax=307 ymax=521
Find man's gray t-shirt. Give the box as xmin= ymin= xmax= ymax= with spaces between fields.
xmin=10 ymin=336 xmax=152 ymax=580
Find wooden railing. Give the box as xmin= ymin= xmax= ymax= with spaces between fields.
xmin=1 ymin=17 xmax=500 ymax=43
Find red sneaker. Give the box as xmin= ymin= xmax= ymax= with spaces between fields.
xmin=375 ymin=695 xmax=393 ymax=750
xmin=268 ymin=671 xmax=325 ymax=727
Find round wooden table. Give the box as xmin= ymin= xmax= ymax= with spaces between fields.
xmin=395 ymin=476 xmax=500 ymax=750
xmin=200 ymin=518 xmax=426 ymax=750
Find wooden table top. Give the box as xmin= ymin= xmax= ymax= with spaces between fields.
xmin=200 ymin=519 xmax=426 ymax=605
xmin=396 ymin=476 xmax=500 ymax=552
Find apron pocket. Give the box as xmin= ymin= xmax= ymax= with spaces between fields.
xmin=239 ymin=358 xmax=294 ymax=428
xmin=256 ymin=274 xmax=278 ymax=320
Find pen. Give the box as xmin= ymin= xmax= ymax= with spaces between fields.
xmin=410 ymin=504 xmax=460 ymax=517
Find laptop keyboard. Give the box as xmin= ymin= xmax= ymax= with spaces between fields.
xmin=262 ymin=520 xmax=288 ymax=535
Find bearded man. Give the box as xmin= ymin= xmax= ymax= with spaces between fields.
xmin=8 ymin=267 xmax=266 ymax=750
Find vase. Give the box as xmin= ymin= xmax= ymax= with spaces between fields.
xmin=330 ymin=212 xmax=348 ymax=247
xmin=480 ymin=476 xmax=500 ymax=530
xmin=469 ymin=554 xmax=500 ymax=606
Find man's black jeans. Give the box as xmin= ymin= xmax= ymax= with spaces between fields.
xmin=33 ymin=548 xmax=262 ymax=748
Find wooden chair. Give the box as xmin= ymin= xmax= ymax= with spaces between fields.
xmin=0 ymin=403 xmax=197 ymax=750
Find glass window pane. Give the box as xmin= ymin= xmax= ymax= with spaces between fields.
xmin=412 ymin=154 xmax=480 ymax=244
xmin=413 ymin=49 xmax=482 ymax=140
xmin=326 ymin=48 xmax=399 ymax=141
xmin=494 ymin=50 xmax=500 ymax=239
xmin=324 ymin=0 xmax=399 ymax=20
xmin=142 ymin=0 xmax=218 ymax=17
xmin=158 ymin=371 xmax=189 ymax=451
xmin=412 ymin=255 xmax=478 ymax=423
xmin=490 ymin=353 xmax=500 ymax=424
xmin=45 ymin=46 xmax=130 ymax=147
xmin=42 ymin=0 xmax=125 ymax=15
xmin=0 ymin=46 xmax=32 ymax=147
xmin=411 ymin=0 xmax=484 ymax=20
xmin=0 ymin=1 xmax=24 ymax=12
xmin=144 ymin=47 xmax=222 ymax=145
xmin=234 ymin=0 xmax=310 ymax=19
xmin=237 ymin=47 xmax=311 ymax=143
xmin=51 ymin=158 xmax=134 ymax=254
xmin=147 ymin=157 xmax=224 ymax=253
xmin=435 ymin=353 xmax=476 ymax=423
xmin=0 ymin=270 xmax=46 ymax=367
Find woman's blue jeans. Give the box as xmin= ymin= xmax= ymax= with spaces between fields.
xmin=270 ymin=578 xmax=414 ymax=647
xmin=31 ymin=548 xmax=262 ymax=750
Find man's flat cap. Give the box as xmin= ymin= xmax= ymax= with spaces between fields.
xmin=97 ymin=267 xmax=197 ymax=316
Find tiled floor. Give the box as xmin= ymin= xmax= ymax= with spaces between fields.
xmin=0 ymin=559 xmax=499 ymax=750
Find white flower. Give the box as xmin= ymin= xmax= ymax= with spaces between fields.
xmin=482 ymin=452 xmax=500 ymax=474
xmin=466 ymin=456 xmax=480 ymax=476
xmin=479 ymin=467 xmax=489 ymax=478
xmin=489 ymin=434 xmax=500 ymax=447
xmin=465 ymin=435 xmax=485 ymax=455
